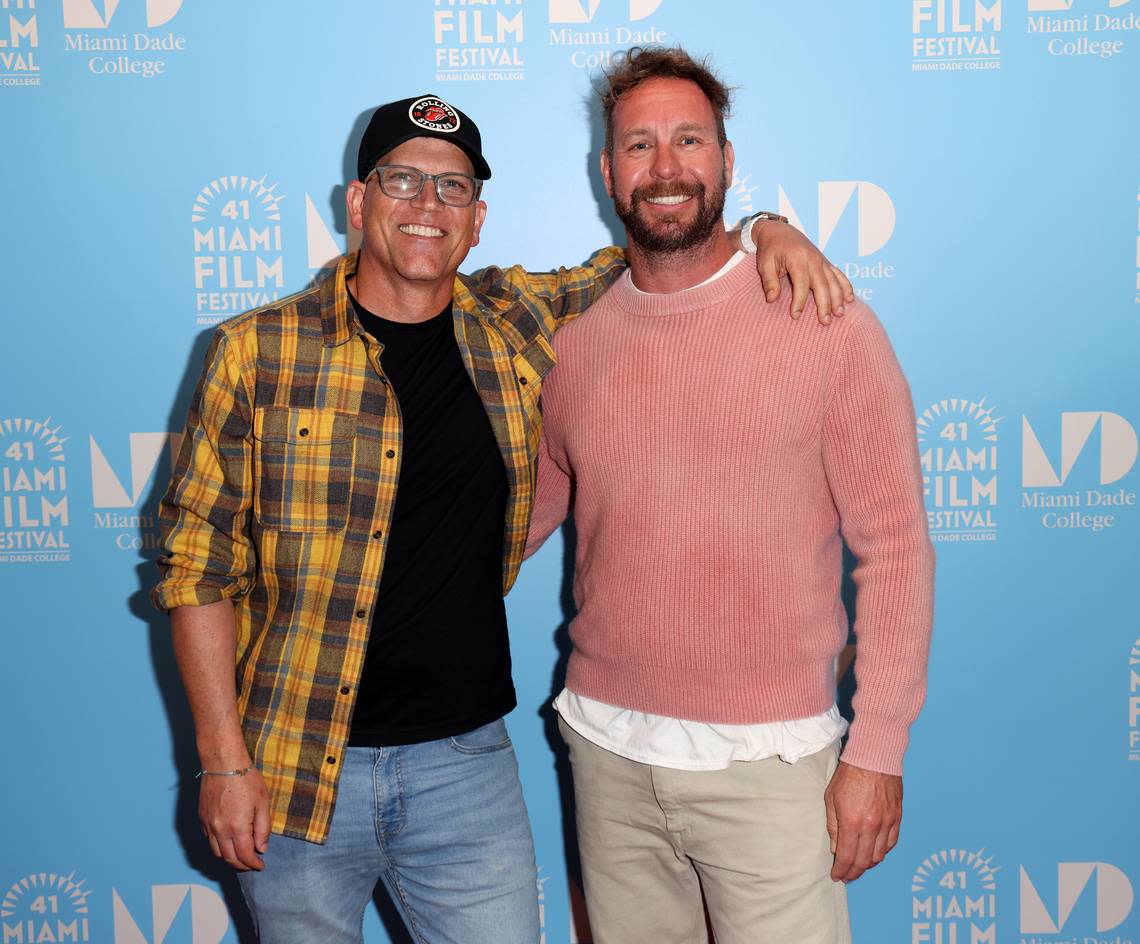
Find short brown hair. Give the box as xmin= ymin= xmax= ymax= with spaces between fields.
xmin=599 ymin=46 xmax=734 ymax=157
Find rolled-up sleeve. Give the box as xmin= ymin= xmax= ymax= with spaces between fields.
xmin=151 ymin=328 xmax=256 ymax=611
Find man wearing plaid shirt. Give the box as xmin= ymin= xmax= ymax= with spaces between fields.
xmin=152 ymin=93 xmax=850 ymax=943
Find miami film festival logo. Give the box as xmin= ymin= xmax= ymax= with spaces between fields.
xmin=2 ymin=871 xmax=92 ymax=943
xmin=911 ymin=848 xmax=1000 ymax=944
xmin=1020 ymin=410 xmax=1138 ymax=533
xmin=912 ymin=0 xmax=1003 ymax=72
xmin=548 ymin=0 xmax=667 ymax=70
xmin=773 ymin=180 xmax=897 ymax=302
xmin=918 ymin=397 xmax=1001 ymax=543
xmin=0 ymin=417 xmax=70 ymax=564
xmin=1020 ymin=862 xmax=1134 ymax=941
xmin=1027 ymin=0 xmax=1136 ymax=61
xmin=62 ymin=0 xmax=187 ymax=79
xmin=0 ymin=0 xmax=40 ymax=88
xmin=1129 ymin=638 xmax=1140 ymax=761
xmin=433 ymin=0 xmax=524 ymax=83
xmin=89 ymin=431 xmax=179 ymax=553
xmin=192 ymin=175 xmax=286 ymax=326
xmin=113 ymin=884 xmax=228 ymax=944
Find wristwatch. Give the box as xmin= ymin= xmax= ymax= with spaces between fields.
xmin=739 ymin=211 xmax=790 ymax=253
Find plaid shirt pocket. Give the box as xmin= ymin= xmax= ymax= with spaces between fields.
xmin=253 ymin=406 xmax=356 ymax=532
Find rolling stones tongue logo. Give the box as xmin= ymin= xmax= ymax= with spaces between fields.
xmin=408 ymin=96 xmax=461 ymax=133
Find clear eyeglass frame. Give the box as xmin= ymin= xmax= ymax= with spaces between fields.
xmin=367 ymin=164 xmax=482 ymax=207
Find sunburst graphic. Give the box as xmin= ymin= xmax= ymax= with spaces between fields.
xmin=1 ymin=871 xmax=92 ymax=919
xmin=730 ymin=169 xmax=761 ymax=217
xmin=916 ymin=397 xmax=1003 ymax=443
xmin=0 ymin=417 xmax=68 ymax=462
xmin=190 ymin=175 xmax=285 ymax=223
xmin=912 ymin=848 xmax=1001 ymax=893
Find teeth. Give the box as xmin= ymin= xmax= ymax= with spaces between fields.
xmin=646 ymin=195 xmax=691 ymax=205
xmin=400 ymin=224 xmax=445 ymax=237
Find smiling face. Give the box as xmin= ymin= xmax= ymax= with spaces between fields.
xmin=601 ymin=76 xmax=733 ymax=256
xmin=347 ymin=136 xmax=486 ymax=297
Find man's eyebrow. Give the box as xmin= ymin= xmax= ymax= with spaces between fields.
xmin=619 ymin=121 xmax=712 ymax=141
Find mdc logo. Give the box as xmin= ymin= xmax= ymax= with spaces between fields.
xmin=113 ymin=885 xmax=227 ymax=944
xmin=778 ymin=182 xmax=896 ymax=257
xmin=63 ymin=0 xmax=183 ymax=29
xmin=1020 ymin=863 xmax=1134 ymax=934
xmin=1021 ymin=412 xmax=1138 ymax=488
xmin=90 ymin=432 xmax=179 ymax=508
xmin=549 ymin=0 xmax=664 ymax=22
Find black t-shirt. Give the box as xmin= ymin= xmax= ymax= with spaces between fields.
xmin=346 ymin=293 xmax=515 ymax=746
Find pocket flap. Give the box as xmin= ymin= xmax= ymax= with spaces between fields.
xmin=253 ymin=407 xmax=355 ymax=445
xmin=511 ymin=334 xmax=557 ymax=386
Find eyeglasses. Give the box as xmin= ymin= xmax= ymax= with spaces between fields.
xmin=367 ymin=164 xmax=482 ymax=207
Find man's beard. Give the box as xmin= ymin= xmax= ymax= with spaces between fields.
xmin=614 ymin=178 xmax=726 ymax=255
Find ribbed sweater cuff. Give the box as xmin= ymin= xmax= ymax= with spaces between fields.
xmin=839 ymin=714 xmax=910 ymax=776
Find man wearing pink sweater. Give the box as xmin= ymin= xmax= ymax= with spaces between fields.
xmin=527 ymin=48 xmax=935 ymax=944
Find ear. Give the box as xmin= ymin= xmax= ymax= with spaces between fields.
xmin=600 ymin=149 xmax=614 ymax=198
xmin=470 ymin=199 xmax=488 ymax=248
xmin=346 ymin=179 xmax=367 ymax=232
xmin=722 ymin=139 xmax=735 ymax=189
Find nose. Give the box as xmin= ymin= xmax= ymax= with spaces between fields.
xmin=650 ymin=143 xmax=681 ymax=180
xmin=410 ymin=177 xmax=443 ymax=210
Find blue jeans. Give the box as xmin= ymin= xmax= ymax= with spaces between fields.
xmin=237 ymin=719 xmax=540 ymax=943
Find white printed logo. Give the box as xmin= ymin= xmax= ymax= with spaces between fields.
xmin=434 ymin=0 xmax=525 ymax=82
xmin=774 ymin=181 xmax=897 ymax=302
xmin=0 ymin=0 xmax=41 ymax=87
xmin=2 ymin=872 xmax=92 ymax=943
xmin=192 ymin=175 xmax=286 ymax=326
xmin=1129 ymin=638 xmax=1140 ymax=761
xmin=918 ymin=397 xmax=1001 ymax=543
xmin=305 ymin=194 xmax=360 ymax=270
xmin=89 ymin=432 xmax=179 ymax=552
xmin=0 ymin=417 xmax=70 ymax=563
xmin=778 ymin=182 xmax=896 ymax=258
xmin=113 ymin=885 xmax=228 ymax=944
xmin=548 ymin=0 xmax=664 ymax=22
xmin=1019 ymin=863 xmax=1134 ymax=934
xmin=62 ymin=0 xmax=182 ymax=29
xmin=1021 ymin=412 xmax=1137 ymax=487
xmin=911 ymin=848 xmax=1000 ymax=944
xmin=912 ymin=0 xmax=1002 ymax=72
xmin=1026 ymin=0 xmax=1135 ymax=60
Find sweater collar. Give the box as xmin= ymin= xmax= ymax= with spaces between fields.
xmin=612 ymin=250 xmax=759 ymax=317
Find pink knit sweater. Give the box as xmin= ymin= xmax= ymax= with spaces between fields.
xmin=527 ymin=260 xmax=935 ymax=776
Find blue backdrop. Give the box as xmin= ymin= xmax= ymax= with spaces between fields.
xmin=3 ymin=2 xmax=1138 ymax=942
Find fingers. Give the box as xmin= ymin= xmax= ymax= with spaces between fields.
xmin=788 ymin=259 xmax=810 ymax=319
xmin=811 ymin=265 xmax=835 ymax=325
xmin=834 ymin=263 xmax=855 ymax=302
xmin=826 ymin=266 xmax=847 ymax=319
xmin=254 ymin=794 xmax=272 ymax=855
xmin=757 ymin=254 xmax=782 ymax=303
xmin=830 ymin=816 xmax=859 ymax=882
xmin=824 ymin=789 xmax=838 ymax=854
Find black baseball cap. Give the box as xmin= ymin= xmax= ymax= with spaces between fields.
xmin=357 ymin=95 xmax=492 ymax=183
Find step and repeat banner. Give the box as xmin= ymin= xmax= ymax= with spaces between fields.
xmin=3 ymin=1 xmax=1138 ymax=942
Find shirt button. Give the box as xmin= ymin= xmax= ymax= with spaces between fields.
xmin=298 ymin=428 xmax=309 ymax=437
xmin=339 ymin=686 xmax=350 ymax=695
xmin=379 ymin=377 xmax=388 ymax=385
xmin=326 ymin=756 xmax=336 ymax=765
xmin=355 ymin=609 xmax=366 ymax=618
xmin=372 ymin=529 xmax=382 ymax=539
xmin=518 ymin=376 xmax=528 ymax=385
xmin=385 ymin=449 xmax=396 ymax=459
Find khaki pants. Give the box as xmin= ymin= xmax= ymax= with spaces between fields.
xmin=560 ymin=717 xmax=851 ymax=944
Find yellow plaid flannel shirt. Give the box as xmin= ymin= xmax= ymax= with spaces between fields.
xmin=152 ymin=248 xmax=626 ymax=842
